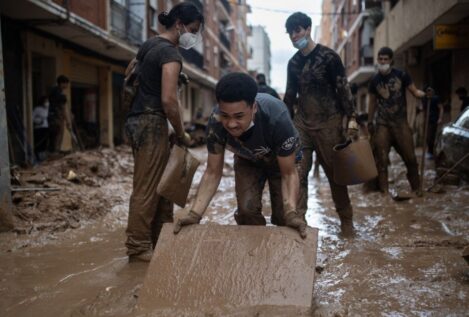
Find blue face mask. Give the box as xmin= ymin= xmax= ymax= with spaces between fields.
xmin=293 ymin=36 xmax=308 ymax=50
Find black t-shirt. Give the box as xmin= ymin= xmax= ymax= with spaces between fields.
xmin=129 ymin=37 xmax=182 ymax=116
xmin=206 ymin=93 xmax=300 ymax=163
xmin=48 ymin=86 xmax=66 ymax=121
xmin=461 ymin=96 xmax=469 ymax=113
xmin=369 ymin=68 xmax=412 ymax=126
xmin=284 ymin=44 xmax=355 ymax=130
xmin=257 ymin=84 xmax=280 ymax=99
xmin=421 ymin=95 xmax=441 ymax=124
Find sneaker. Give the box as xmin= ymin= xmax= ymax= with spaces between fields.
xmin=128 ymin=250 xmax=153 ymax=263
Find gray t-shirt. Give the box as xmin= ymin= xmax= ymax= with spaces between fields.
xmin=206 ymin=93 xmax=300 ymax=163
xmin=129 ymin=37 xmax=182 ymax=117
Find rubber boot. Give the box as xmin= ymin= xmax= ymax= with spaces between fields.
xmin=337 ymin=205 xmax=355 ymax=238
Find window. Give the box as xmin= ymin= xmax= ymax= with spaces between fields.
xmin=150 ymin=7 xmax=157 ymax=30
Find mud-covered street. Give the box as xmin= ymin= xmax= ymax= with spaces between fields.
xmin=0 ymin=146 xmax=468 ymax=317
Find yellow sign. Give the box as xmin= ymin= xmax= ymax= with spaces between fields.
xmin=434 ymin=24 xmax=469 ymax=49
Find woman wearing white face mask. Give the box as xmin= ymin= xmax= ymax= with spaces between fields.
xmin=124 ymin=2 xmax=204 ymax=263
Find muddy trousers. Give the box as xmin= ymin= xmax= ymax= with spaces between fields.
xmin=426 ymin=121 xmax=438 ymax=155
xmin=373 ymin=122 xmax=420 ymax=192
xmin=296 ymin=125 xmax=353 ymax=226
xmin=125 ymin=114 xmax=173 ymax=256
xmin=48 ymin=118 xmax=64 ymax=153
xmin=233 ymin=156 xmax=286 ymax=226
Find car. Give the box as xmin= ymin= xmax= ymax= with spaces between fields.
xmin=434 ymin=107 xmax=469 ymax=181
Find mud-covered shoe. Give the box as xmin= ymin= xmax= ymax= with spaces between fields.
xmin=129 ymin=250 xmax=153 ymax=263
xmin=340 ymin=222 xmax=355 ymax=238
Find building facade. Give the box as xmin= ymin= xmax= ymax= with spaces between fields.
xmin=0 ymin=0 xmax=251 ymax=166
xmin=247 ymin=26 xmax=272 ymax=84
xmin=321 ymin=0 xmax=382 ymax=115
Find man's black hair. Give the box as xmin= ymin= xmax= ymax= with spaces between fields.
xmin=57 ymin=75 xmax=69 ymax=84
xmin=256 ymin=73 xmax=266 ymax=85
xmin=378 ymin=46 xmax=394 ymax=59
xmin=456 ymin=86 xmax=468 ymax=96
xmin=216 ymin=72 xmax=257 ymax=106
xmin=158 ymin=2 xmax=204 ymax=29
xmin=285 ymin=12 xmax=312 ymax=34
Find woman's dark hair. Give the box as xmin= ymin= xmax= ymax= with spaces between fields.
xmin=216 ymin=72 xmax=258 ymax=106
xmin=285 ymin=12 xmax=312 ymax=35
xmin=158 ymin=2 xmax=204 ymax=29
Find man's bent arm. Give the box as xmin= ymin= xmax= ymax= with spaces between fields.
xmin=407 ymin=83 xmax=425 ymax=99
xmin=277 ymin=153 xmax=299 ymax=212
xmin=161 ymin=62 xmax=185 ymax=138
xmin=190 ymin=152 xmax=225 ymax=216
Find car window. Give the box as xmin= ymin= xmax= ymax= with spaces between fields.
xmin=455 ymin=108 xmax=469 ymax=129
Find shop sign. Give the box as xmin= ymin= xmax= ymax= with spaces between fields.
xmin=434 ymin=24 xmax=469 ymax=49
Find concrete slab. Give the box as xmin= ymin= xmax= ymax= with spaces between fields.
xmin=138 ymin=224 xmax=318 ymax=315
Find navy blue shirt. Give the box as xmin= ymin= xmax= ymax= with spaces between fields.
xmin=206 ymin=93 xmax=300 ymax=163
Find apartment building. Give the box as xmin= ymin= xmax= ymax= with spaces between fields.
xmin=0 ymin=0 xmax=251 ymax=166
xmin=247 ymin=26 xmax=272 ymax=84
xmin=321 ymin=0 xmax=382 ymax=114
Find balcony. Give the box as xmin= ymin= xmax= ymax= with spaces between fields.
xmin=220 ymin=0 xmax=232 ymax=14
xmin=179 ymin=48 xmax=204 ymax=69
xmin=110 ymin=1 xmax=143 ymax=45
xmin=219 ymin=32 xmax=231 ymax=50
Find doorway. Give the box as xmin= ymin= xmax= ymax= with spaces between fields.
xmin=71 ymin=84 xmax=100 ymax=148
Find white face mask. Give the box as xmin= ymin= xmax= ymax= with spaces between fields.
xmin=179 ymin=25 xmax=199 ymax=50
xmin=377 ymin=63 xmax=391 ymax=74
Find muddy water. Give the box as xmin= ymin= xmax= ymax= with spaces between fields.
xmin=0 ymin=147 xmax=468 ymax=316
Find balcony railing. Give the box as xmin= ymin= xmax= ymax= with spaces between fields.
xmin=111 ymin=1 xmax=143 ymax=45
xmin=179 ymin=48 xmax=204 ymax=69
xmin=220 ymin=0 xmax=232 ymax=14
xmin=219 ymin=32 xmax=231 ymax=50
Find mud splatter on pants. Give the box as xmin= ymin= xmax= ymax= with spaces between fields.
xmin=373 ymin=121 xmax=420 ymax=192
xmin=233 ymin=155 xmax=286 ymax=226
xmin=296 ymin=123 xmax=353 ymax=224
xmin=124 ymin=114 xmax=173 ymax=256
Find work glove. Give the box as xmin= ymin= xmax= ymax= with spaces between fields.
xmin=346 ymin=117 xmax=359 ymax=140
xmin=173 ymin=210 xmax=202 ymax=234
xmin=177 ymin=132 xmax=193 ymax=147
xmin=284 ymin=210 xmax=307 ymax=239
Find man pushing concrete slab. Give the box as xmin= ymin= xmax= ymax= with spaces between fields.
xmin=174 ymin=72 xmax=308 ymax=238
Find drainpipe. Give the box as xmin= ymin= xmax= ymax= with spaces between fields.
xmin=0 ymin=17 xmax=14 ymax=232
xmin=383 ymin=0 xmax=391 ymax=46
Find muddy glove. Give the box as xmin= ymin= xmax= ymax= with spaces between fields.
xmin=284 ymin=210 xmax=307 ymax=239
xmin=177 ymin=132 xmax=192 ymax=147
xmin=346 ymin=117 xmax=359 ymax=140
xmin=173 ymin=210 xmax=202 ymax=234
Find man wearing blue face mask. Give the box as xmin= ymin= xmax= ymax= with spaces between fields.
xmin=284 ymin=12 xmax=357 ymax=238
